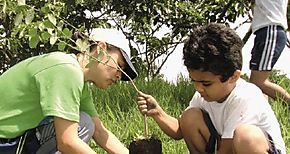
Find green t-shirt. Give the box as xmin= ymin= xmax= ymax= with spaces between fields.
xmin=0 ymin=52 xmax=98 ymax=138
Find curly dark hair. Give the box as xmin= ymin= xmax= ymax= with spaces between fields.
xmin=183 ymin=23 xmax=243 ymax=82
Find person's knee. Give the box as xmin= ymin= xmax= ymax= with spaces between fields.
xmin=233 ymin=125 xmax=253 ymax=144
xmin=180 ymin=108 xmax=211 ymax=153
xmin=180 ymin=108 xmax=203 ymax=128
xmin=79 ymin=112 xmax=95 ymax=142
xmin=180 ymin=108 xmax=206 ymax=137
xmin=233 ymin=125 xmax=268 ymax=152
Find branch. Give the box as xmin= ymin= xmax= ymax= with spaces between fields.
xmin=242 ymin=26 xmax=252 ymax=44
xmin=153 ymin=43 xmax=179 ymax=78
xmin=217 ymin=0 xmax=234 ymax=22
xmin=233 ymin=17 xmax=251 ymax=30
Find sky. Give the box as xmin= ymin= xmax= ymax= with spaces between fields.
xmin=160 ymin=21 xmax=290 ymax=83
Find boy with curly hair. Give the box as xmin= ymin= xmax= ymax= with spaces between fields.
xmin=137 ymin=23 xmax=285 ymax=154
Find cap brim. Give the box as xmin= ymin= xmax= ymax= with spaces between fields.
xmin=120 ymin=50 xmax=138 ymax=81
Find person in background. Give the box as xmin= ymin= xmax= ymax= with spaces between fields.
xmin=249 ymin=0 xmax=290 ymax=104
xmin=0 ymin=28 xmax=137 ymax=154
xmin=137 ymin=23 xmax=286 ymax=154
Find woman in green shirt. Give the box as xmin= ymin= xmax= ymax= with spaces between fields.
xmin=0 ymin=28 xmax=137 ymax=154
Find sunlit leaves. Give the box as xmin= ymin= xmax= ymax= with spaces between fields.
xmin=57 ymin=41 xmax=66 ymax=51
xmin=62 ymin=28 xmax=72 ymax=38
xmin=85 ymin=57 xmax=96 ymax=68
xmin=43 ymin=20 xmax=54 ymax=29
xmin=1 ymin=0 xmax=252 ymax=78
xmin=97 ymin=49 xmax=105 ymax=62
xmin=28 ymin=28 xmax=37 ymax=36
xmin=14 ymin=12 xmax=23 ymax=26
xmin=57 ymin=20 xmax=64 ymax=31
xmin=48 ymin=14 xmax=56 ymax=26
xmin=50 ymin=34 xmax=58 ymax=45
xmin=38 ymin=22 xmax=45 ymax=31
xmin=17 ymin=0 xmax=25 ymax=6
xmin=40 ymin=6 xmax=49 ymax=14
xmin=41 ymin=31 xmax=51 ymax=41
xmin=28 ymin=28 xmax=39 ymax=48
xmin=76 ymin=38 xmax=89 ymax=52
xmin=25 ymin=8 xmax=34 ymax=24
xmin=29 ymin=35 xmax=39 ymax=48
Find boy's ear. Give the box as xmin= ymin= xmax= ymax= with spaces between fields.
xmin=229 ymin=70 xmax=241 ymax=83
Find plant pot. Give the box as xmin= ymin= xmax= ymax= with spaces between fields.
xmin=129 ymin=136 xmax=162 ymax=154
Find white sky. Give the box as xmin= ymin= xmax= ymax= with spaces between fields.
xmin=160 ymin=21 xmax=290 ymax=83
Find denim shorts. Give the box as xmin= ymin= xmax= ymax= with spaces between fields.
xmin=250 ymin=25 xmax=287 ymax=71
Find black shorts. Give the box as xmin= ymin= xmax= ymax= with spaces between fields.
xmin=201 ymin=109 xmax=281 ymax=154
xmin=250 ymin=25 xmax=287 ymax=71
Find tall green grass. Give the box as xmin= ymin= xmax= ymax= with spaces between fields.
xmin=90 ymin=75 xmax=290 ymax=153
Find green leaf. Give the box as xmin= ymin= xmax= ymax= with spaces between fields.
xmin=57 ymin=41 xmax=66 ymax=51
xmin=25 ymin=9 xmax=34 ymax=24
xmin=62 ymin=28 xmax=72 ymax=38
xmin=40 ymin=6 xmax=49 ymax=14
xmin=28 ymin=28 xmax=37 ymax=36
xmin=85 ymin=60 xmax=96 ymax=68
xmin=57 ymin=20 xmax=64 ymax=31
xmin=50 ymin=35 xmax=58 ymax=45
xmin=2 ymin=0 xmax=7 ymax=14
xmin=41 ymin=31 xmax=51 ymax=41
xmin=76 ymin=38 xmax=89 ymax=52
xmin=43 ymin=20 xmax=54 ymax=29
xmin=29 ymin=36 xmax=40 ymax=48
xmin=48 ymin=14 xmax=57 ymax=26
xmin=19 ymin=27 xmax=26 ymax=38
xmin=38 ymin=23 xmax=45 ymax=31
xmin=85 ymin=56 xmax=98 ymax=68
xmin=14 ymin=12 xmax=23 ymax=26
xmin=47 ymin=28 xmax=54 ymax=35
xmin=96 ymin=49 xmax=105 ymax=62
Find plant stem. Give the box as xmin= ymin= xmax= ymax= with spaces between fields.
xmin=112 ymin=57 xmax=149 ymax=138
xmin=144 ymin=114 xmax=149 ymax=138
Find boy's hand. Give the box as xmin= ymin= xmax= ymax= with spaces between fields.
xmin=137 ymin=91 xmax=161 ymax=117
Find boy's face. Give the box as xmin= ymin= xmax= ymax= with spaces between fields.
xmin=188 ymin=69 xmax=237 ymax=103
xmin=89 ymin=49 xmax=126 ymax=89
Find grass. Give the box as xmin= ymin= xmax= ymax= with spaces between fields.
xmin=90 ymin=75 xmax=290 ymax=153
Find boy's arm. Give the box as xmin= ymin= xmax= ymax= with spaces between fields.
xmin=54 ymin=117 xmax=96 ymax=154
xmin=137 ymin=91 xmax=183 ymax=140
xmin=152 ymin=108 xmax=183 ymax=140
xmin=92 ymin=116 xmax=129 ymax=154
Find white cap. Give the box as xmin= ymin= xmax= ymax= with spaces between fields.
xmin=89 ymin=28 xmax=138 ymax=81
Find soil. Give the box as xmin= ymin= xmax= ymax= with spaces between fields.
xmin=129 ymin=137 xmax=162 ymax=154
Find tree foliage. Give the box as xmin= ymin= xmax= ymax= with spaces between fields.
xmin=0 ymin=0 xmax=252 ymax=78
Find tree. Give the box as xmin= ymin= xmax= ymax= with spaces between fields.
xmin=95 ymin=0 xmax=252 ymax=78
xmin=0 ymin=0 xmax=251 ymax=78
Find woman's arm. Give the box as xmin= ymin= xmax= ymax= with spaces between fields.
xmin=92 ymin=116 xmax=129 ymax=154
xmin=54 ymin=117 xmax=96 ymax=154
